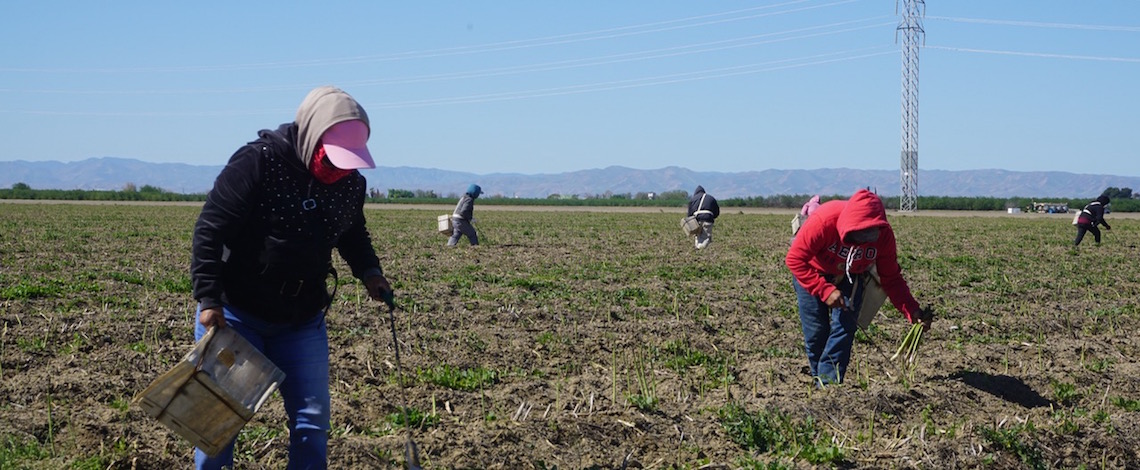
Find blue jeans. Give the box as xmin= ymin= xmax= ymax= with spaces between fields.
xmin=794 ymin=277 xmax=862 ymax=385
xmin=193 ymin=304 xmax=331 ymax=470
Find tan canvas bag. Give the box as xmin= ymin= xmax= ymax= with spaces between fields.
xmin=857 ymin=266 xmax=888 ymax=329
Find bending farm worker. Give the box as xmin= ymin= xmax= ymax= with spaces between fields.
xmin=190 ymin=86 xmax=394 ymax=469
xmin=785 ymin=189 xmax=930 ymax=386
xmin=687 ymin=185 xmax=720 ymax=249
xmin=792 ymin=194 xmax=822 ymax=236
xmin=801 ymin=194 xmax=821 ymax=216
xmin=449 ymin=184 xmax=482 ymax=246
xmin=1074 ymin=195 xmax=1111 ymax=246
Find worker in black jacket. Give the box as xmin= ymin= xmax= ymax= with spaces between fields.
xmin=687 ymin=185 xmax=720 ymax=249
xmin=190 ymin=86 xmax=392 ymax=469
xmin=1074 ymin=195 xmax=1112 ymax=246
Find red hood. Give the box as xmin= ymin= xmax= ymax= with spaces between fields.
xmin=837 ymin=189 xmax=889 ymax=243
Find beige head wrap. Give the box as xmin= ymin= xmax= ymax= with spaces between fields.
xmin=294 ymin=86 xmax=370 ymax=168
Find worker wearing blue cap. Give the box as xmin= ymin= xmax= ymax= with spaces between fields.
xmin=448 ymin=184 xmax=483 ymax=246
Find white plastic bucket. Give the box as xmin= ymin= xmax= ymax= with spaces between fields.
xmin=681 ymin=216 xmax=701 ymax=236
xmin=437 ymin=214 xmax=453 ymax=234
xmin=134 ymin=326 xmax=285 ymax=456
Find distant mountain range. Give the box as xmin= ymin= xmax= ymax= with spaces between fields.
xmin=2 ymin=157 xmax=1137 ymax=199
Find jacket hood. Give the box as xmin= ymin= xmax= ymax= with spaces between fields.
xmin=836 ymin=189 xmax=889 ymax=242
xmin=808 ymin=195 xmax=820 ymax=205
xmin=257 ymin=125 xmax=301 ymax=166
xmin=694 ymin=185 xmax=705 ymax=196
xmin=294 ymin=86 xmax=370 ymax=169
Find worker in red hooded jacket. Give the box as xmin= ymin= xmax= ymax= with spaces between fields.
xmin=785 ymin=189 xmax=931 ymax=385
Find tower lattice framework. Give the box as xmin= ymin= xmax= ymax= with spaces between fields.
xmin=897 ymin=0 xmax=924 ymax=212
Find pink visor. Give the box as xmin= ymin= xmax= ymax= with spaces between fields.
xmin=321 ymin=120 xmax=375 ymax=170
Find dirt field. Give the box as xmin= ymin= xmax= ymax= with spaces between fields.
xmin=1 ymin=202 xmax=1138 ymax=469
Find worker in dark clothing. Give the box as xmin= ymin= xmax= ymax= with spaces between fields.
xmin=1074 ymin=195 xmax=1111 ymax=246
xmin=686 ymin=185 xmax=720 ymax=249
xmin=191 ymin=85 xmax=393 ymax=469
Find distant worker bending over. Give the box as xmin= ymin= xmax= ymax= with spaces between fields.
xmin=687 ymin=185 xmax=720 ymax=249
xmin=1074 ymin=195 xmax=1111 ymax=246
xmin=792 ymin=194 xmax=822 ymax=236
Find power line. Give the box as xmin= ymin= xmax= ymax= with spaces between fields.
xmin=361 ymin=19 xmax=893 ymax=85
xmin=369 ymin=48 xmax=895 ymax=109
xmin=0 ymin=47 xmax=895 ymax=116
xmin=0 ymin=0 xmax=858 ymax=74
xmin=926 ymin=16 xmax=1140 ymax=33
xmin=0 ymin=108 xmax=295 ymax=117
xmin=0 ymin=17 xmax=894 ymax=95
xmin=927 ymin=45 xmax=1140 ymax=63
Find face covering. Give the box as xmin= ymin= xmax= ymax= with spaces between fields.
xmin=310 ymin=146 xmax=353 ymax=184
xmin=847 ymin=227 xmax=881 ymax=244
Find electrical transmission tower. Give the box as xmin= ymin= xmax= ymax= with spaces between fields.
xmin=897 ymin=0 xmax=924 ymax=212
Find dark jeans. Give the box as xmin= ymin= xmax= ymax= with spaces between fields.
xmin=193 ymin=305 xmax=330 ymax=470
xmin=794 ymin=276 xmax=862 ymax=385
xmin=1074 ymin=223 xmax=1101 ymax=245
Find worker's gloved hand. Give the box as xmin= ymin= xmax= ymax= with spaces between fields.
xmin=910 ymin=306 xmax=934 ymax=330
xmin=365 ymin=274 xmax=394 ymax=307
xmin=380 ymin=290 xmax=396 ymax=309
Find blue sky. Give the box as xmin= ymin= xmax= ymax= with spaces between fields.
xmin=2 ymin=1 xmax=1138 ymax=178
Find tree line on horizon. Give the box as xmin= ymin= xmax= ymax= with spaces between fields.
xmin=1 ymin=182 xmax=1136 ymax=212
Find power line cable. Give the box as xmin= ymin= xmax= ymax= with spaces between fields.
xmin=926 ymin=16 xmax=1140 ymax=33
xmin=370 ymin=48 xmax=896 ymax=109
xmin=927 ymin=45 xmax=1140 ymax=63
xmin=357 ymin=19 xmax=894 ymax=86
xmin=0 ymin=47 xmax=894 ymax=116
xmin=0 ymin=0 xmax=857 ymax=74
xmin=0 ymin=17 xmax=894 ymax=95
xmin=0 ymin=108 xmax=297 ymax=118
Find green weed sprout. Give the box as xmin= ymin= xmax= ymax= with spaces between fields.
xmin=891 ymin=323 xmax=924 ymax=364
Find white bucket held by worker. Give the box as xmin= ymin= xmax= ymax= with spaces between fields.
xmin=133 ymin=326 xmax=285 ymax=456
xmin=791 ymin=213 xmax=807 ymax=236
xmin=681 ymin=216 xmax=701 ymax=236
xmin=437 ymin=214 xmax=453 ymax=234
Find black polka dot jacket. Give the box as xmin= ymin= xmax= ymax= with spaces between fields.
xmin=191 ymin=123 xmax=382 ymax=323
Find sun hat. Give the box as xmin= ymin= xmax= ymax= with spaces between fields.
xmin=321 ymin=119 xmax=375 ymax=170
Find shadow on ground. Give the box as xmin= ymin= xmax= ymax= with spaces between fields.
xmin=945 ymin=371 xmax=1053 ymax=409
